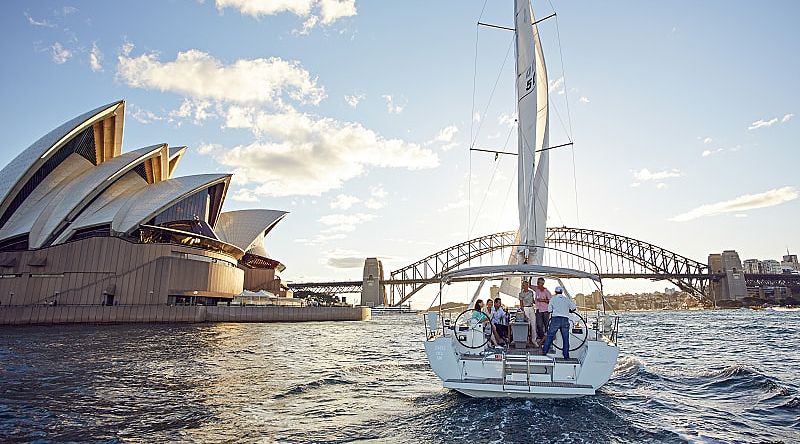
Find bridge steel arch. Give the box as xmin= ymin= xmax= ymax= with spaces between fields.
xmin=388 ymin=231 xmax=517 ymax=305
xmin=389 ymin=227 xmax=711 ymax=306
xmin=544 ymin=227 xmax=709 ymax=296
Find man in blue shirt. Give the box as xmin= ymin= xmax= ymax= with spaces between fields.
xmin=491 ymin=297 xmax=509 ymax=345
xmin=542 ymin=286 xmax=577 ymax=359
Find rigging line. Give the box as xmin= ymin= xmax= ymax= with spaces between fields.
xmin=549 ymin=94 xmax=571 ymax=142
xmin=547 ymin=0 xmax=580 ymax=225
xmin=496 ymin=164 xmax=516 ymax=231
xmin=471 ymin=35 xmax=515 ymax=149
xmin=469 ymin=0 xmax=488 ymax=247
xmin=468 ymin=155 xmax=503 ymax=238
xmin=484 ymin=123 xmax=515 ymax=233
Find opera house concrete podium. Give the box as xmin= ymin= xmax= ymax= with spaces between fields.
xmin=0 ymin=100 xmax=369 ymax=324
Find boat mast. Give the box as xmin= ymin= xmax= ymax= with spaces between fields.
xmin=514 ymin=0 xmax=550 ymax=265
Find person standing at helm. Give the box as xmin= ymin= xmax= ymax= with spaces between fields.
xmin=533 ymin=277 xmax=552 ymax=345
xmin=518 ymin=280 xmax=537 ymax=347
xmin=542 ymin=286 xmax=577 ymax=359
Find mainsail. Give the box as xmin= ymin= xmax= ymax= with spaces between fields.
xmin=500 ymin=0 xmax=550 ymax=296
xmin=515 ymin=0 xmax=550 ymax=265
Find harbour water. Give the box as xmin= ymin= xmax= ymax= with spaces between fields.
xmin=1 ymin=310 xmax=798 ymax=443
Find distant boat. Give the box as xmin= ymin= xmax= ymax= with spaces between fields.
xmin=421 ymin=0 xmax=620 ymax=399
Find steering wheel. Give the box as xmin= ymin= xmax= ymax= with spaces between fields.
xmin=452 ymin=309 xmax=491 ymax=349
xmin=551 ymin=311 xmax=589 ymax=352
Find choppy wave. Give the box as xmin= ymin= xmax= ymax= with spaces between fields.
xmin=273 ymin=376 xmax=356 ymax=399
xmin=0 ymin=311 xmax=798 ymax=443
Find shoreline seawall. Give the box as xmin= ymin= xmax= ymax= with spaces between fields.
xmin=0 ymin=305 xmax=371 ymax=325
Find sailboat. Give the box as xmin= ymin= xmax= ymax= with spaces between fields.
xmin=422 ymin=0 xmax=620 ymax=398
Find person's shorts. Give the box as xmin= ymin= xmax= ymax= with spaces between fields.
xmin=494 ymin=324 xmax=509 ymax=338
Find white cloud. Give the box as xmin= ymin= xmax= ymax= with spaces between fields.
xmin=89 ymin=42 xmax=102 ymax=71
xmin=344 ymin=93 xmax=364 ymax=108
xmin=196 ymin=143 xmax=218 ymax=155
xmin=216 ymin=0 xmax=315 ymax=17
xmin=322 ymin=248 xmax=365 ymax=268
xmin=319 ymin=0 xmax=357 ymax=24
xmin=656 ymin=183 xmax=668 ymax=190
xmin=702 ymin=148 xmax=724 ymax=157
xmin=748 ymin=118 xmax=778 ymax=130
xmin=670 ymin=186 xmax=798 ymax=222
xmin=215 ymin=0 xmax=356 ymax=32
xmin=168 ymin=98 xmax=216 ymax=124
xmin=295 ymin=233 xmax=347 ymax=246
xmin=231 ymin=188 xmax=259 ymax=202
xmin=381 ymin=94 xmax=405 ymax=114
xmin=438 ymin=199 xmax=471 ymax=212
xmin=430 ymin=125 xmax=459 ymax=151
xmin=319 ymin=213 xmax=376 ymax=232
xmin=117 ymin=49 xmax=326 ymax=106
xmin=578 ymin=96 xmax=590 ymax=103
xmin=296 ymin=15 xmax=319 ymax=35
xmin=702 ymin=137 xmax=713 ymax=144
xmin=631 ymin=168 xmax=682 ymax=182
xmin=747 ymin=113 xmax=793 ymax=130
xmin=24 ymin=13 xmax=55 ymax=28
xmin=129 ymin=104 xmax=164 ymax=124
xmin=498 ymin=112 xmax=517 ymax=128
xmin=120 ymin=41 xmax=134 ymax=56
xmin=206 ymin=108 xmax=438 ymax=196
xmin=50 ymin=42 xmax=72 ymax=64
xmin=473 ymin=112 xmax=481 ymax=122
xmin=548 ymin=76 xmax=564 ymax=94
xmin=630 ymin=182 xmax=641 ymax=188
xmin=364 ymin=184 xmax=387 ymax=209
xmin=734 ymin=213 xmax=748 ymax=218
xmin=433 ymin=125 xmax=458 ymax=143
xmin=330 ymin=194 xmax=360 ymax=210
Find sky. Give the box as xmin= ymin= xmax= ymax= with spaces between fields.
xmin=1 ymin=1 xmax=798 ymax=307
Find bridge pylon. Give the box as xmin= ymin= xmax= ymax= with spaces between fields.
xmin=361 ymin=257 xmax=386 ymax=307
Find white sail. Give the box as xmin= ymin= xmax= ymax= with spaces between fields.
xmin=500 ymin=0 xmax=550 ymax=296
xmin=514 ymin=0 xmax=549 ymax=265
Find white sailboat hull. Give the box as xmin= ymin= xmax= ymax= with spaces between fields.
xmin=424 ymin=332 xmax=618 ymax=398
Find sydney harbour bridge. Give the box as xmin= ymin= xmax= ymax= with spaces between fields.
xmin=287 ymin=227 xmax=800 ymax=306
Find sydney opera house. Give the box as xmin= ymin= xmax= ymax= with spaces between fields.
xmin=0 ymin=100 xmax=291 ymax=315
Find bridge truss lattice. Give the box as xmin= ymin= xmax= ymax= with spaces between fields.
xmin=388 ymin=227 xmax=711 ymax=306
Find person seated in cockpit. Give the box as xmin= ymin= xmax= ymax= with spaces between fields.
xmin=472 ymin=299 xmax=497 ymax=347
xmin=491 ymin=297 xmax=510 ymax=345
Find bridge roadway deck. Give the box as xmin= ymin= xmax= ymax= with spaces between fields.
xmin=287 ymin=273 xmax=729 ymax=292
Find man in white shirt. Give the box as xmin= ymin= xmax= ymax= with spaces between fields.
xmin=542 ymin=286 xmax=577 ymax=359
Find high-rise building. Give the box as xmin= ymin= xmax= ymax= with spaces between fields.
xmin=743 ymin=259 xmax=761 ymax=274
xmin=782 ymin=252 xmax=800 ymax=272
xmin=762 ymin=259 xmax=782 ymax=274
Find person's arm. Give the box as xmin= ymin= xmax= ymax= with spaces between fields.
xmin=548 ymin=298 xmax=554 ymax=313
xmin=569 ymin=297 xmax=577 ymax=312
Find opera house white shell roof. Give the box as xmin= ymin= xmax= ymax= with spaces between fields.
xmin=0 ymin=100 xmax=287 ymax=265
